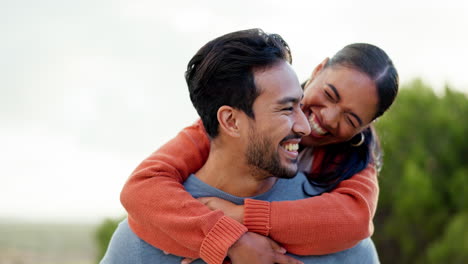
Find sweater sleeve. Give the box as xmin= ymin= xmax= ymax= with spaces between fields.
xmin=243 ymin=163 xmax=379 ymax=255
xmin=120 ymin=120 xmax=247 ymax=264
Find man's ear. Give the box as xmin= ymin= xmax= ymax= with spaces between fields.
xmin=217 ymin=106 xmax=242 ymax=138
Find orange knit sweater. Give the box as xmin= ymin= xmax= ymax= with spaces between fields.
xmin=121 ymin=120 xmax=379 ymax=264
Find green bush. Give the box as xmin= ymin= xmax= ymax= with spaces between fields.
xmin=374 ymin=80 xmax=468 ymax=263
xmin=94 ymin=217 xmax=124 ymax=263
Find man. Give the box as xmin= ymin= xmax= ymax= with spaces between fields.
xmin=101 ymin=29 xmax=378 ymax=264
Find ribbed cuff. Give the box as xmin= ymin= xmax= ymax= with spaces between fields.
xmin=200 ymin=216 xmax=247 ymax=264
xmin=243 ymin=199 xmax=271 ymax=236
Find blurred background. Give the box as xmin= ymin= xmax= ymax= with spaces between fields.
xmin=1 ymin=0 xmax=467 ymax=263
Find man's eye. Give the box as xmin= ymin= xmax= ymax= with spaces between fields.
xmin=282 ymin=107 xmax=294 ymax=111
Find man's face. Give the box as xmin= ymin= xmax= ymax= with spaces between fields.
xmin=245 ymin=61 xmax=311 ymax=179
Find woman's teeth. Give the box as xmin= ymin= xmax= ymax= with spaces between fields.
xmin=309 ymin=114 xmax=327 ymax=135
xmin=282 ymin=143 xmax=299 ymax=152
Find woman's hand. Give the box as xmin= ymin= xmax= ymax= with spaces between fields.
xmin=179 ymin=232 xmax=302 ymax=264
xmin=198 ymin=197 xmax=244 ymax=224
xmin=182 ymin=199 xmax=302 ymax=264
xmin=228 ymin=232 xmax=303 ymax=264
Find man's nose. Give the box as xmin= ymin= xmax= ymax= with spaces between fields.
xmin=293 ymin=109 xmax=311 ymax=136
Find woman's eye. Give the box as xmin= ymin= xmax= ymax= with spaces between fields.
xmin=347 ymin=116 xmax=357 ymax=128
xmin=324 ymin=90 xmax=334 ymax=101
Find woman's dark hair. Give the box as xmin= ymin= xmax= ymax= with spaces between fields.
xmin=185 ymin=28 xmax=291 ymax=138
xmin=306 ymin=43 xmax=399 ymax=192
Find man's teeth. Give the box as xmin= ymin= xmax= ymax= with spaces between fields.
xmin=309 ymin=114 xmax=327 ymax=135
xmin=283 ymin=143 xmax=299 ymax=152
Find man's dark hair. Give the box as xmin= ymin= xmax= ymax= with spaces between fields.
xmin=185 ymin=28 xmax=292 ymax=138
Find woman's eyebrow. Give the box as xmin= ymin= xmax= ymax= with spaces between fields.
xmin=326 ymin=83 xmax=363 ymax=126
xmin=349 ymin=112 xmax=363 ymax=126
xmin=326 ymin=83 xmax=341 ymax=101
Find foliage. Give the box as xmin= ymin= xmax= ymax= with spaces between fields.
xmin=94 ymin=217 xmax=123 ymax=263
xmin=374 ymin=79 xmax=468 ymax=263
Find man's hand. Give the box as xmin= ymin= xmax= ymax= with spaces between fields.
xmin=198 ymin=197 xmax=244 ymax=223
xmin=227 ymin=232 xmax=303 ymax=264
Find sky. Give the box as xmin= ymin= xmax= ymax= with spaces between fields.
xmin=1 ymin=0 xmax=467 ymax=223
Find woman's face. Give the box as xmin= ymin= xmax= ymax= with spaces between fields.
xmin=301 ymin=59 xmax=379 ymax=147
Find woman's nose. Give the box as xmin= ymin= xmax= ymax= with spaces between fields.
xmin=321 ymin=106 xmax=340 ymax=131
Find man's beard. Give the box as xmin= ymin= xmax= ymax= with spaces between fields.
xmin=246 ymin=129 xmax=298 ymax=180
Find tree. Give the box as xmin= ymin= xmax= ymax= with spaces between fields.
xmin=374 ymin=79 xmax=468 ymax=263
xmin=94 ymin=217 xmax=123 ymax=263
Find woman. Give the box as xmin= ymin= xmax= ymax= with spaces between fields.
xmin=119 ymin=42 xmax=398 ymax=264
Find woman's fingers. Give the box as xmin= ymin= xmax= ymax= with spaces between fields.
xmin=268 ymin=239 xmax=302 ymax=264
xmin=268 ymin=237 xmax=287 ymax=254
xmin=197 ymin=197 xmax=244 ymax=223
xmin=180 ymin=257 xmax=197 ymax=264
xmin=273 ymin=252 xmax=304 ymax=264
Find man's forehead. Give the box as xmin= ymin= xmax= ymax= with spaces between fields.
xmin=252 ymin=62 xmax=302 ymax=102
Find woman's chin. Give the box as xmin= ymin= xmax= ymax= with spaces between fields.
xmin=301 ymin=135 xmax=328 ymax=147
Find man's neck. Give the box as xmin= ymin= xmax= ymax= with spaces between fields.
xmin=195 ymin=146 xmax=277 ymax=197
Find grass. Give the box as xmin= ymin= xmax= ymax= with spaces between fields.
xmin=0 ymin=220 xmax=97 ymax=264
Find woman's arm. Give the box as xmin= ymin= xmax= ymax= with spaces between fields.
xmin=120 ymin=120 xmax=247 ymax=264
xmin=121 ymin=119 xmax=378 ymax=260
xmin=243 ymin=163 xmax=379 ymax=255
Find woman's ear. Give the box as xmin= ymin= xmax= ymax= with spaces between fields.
xmin=217 ymin=106 xmax=242 ymax=138
xmin=310 ymin=57 xmax=329 ymax=80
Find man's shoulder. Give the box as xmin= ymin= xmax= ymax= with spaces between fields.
xmin=183 ymin=174 xmax=212 ymax=197
xmin=270 ymin=172 xmax=328 ymax=201
xmin=263 ymin=172 xmax=310 ymax=202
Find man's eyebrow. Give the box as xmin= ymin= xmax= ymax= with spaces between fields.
xmin=276 ymin=96 xmax=302 ymax=105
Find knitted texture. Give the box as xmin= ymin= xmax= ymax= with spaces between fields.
xmin=121 ymin=120 xmax=378 ymax=262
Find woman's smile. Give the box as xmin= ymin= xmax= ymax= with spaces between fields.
xmin=308 ymin=112 xmax=328 ymax=137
